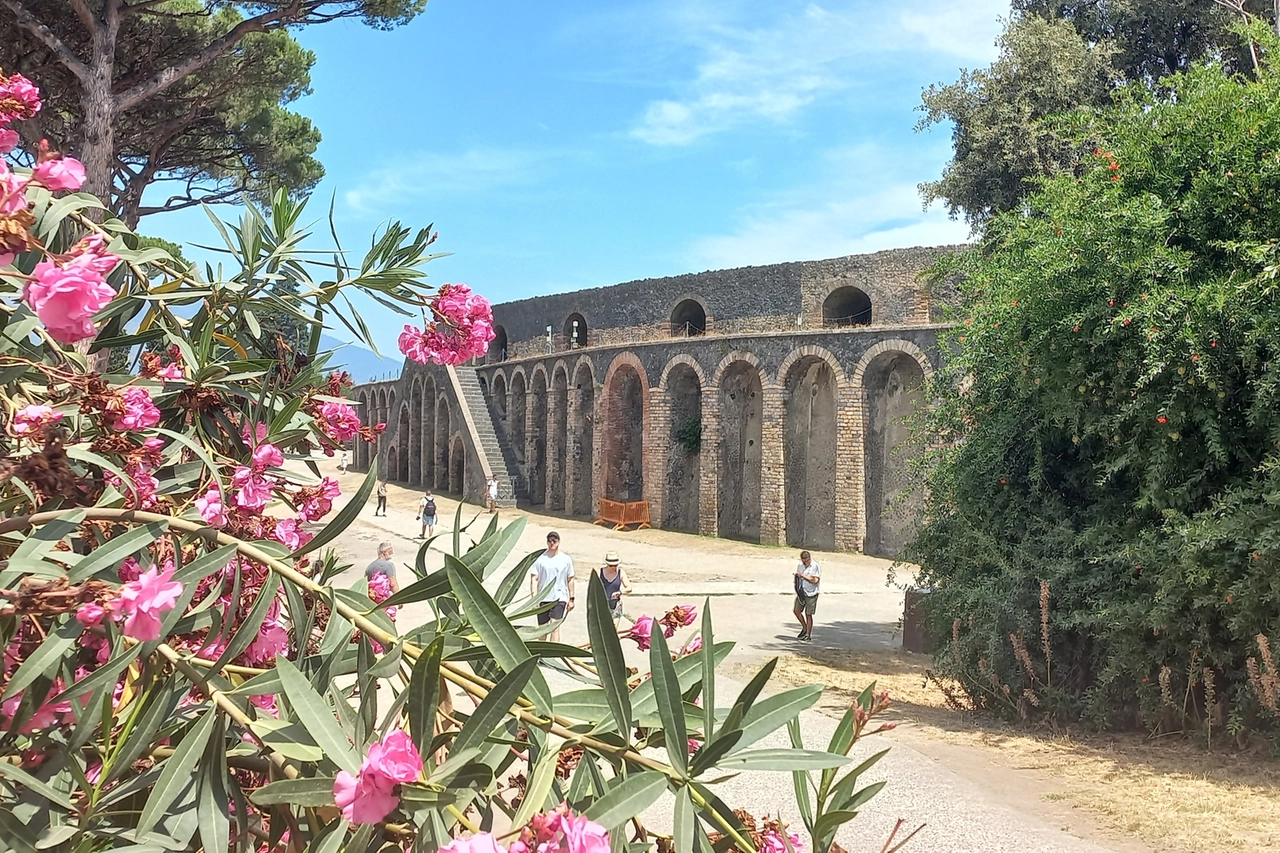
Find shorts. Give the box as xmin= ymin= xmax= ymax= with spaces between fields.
xmin=794 ymin=594 xmax=818 ymax=615
xmin=421 ymin=515 xmax=436 ymax=526
xmin=536 ymin=601 xmax=568 ymax=625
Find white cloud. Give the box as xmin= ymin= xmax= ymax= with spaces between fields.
xmin=343 ymin=148 xmax=546 ymax=213
xmin=628 ymin=0 xmax=1007 ymax=146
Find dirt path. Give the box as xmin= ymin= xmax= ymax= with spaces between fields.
xmin=319 ymin=469 xmax=1278 ymax=853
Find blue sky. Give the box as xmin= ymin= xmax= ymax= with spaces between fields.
xmin=152 ymin=0 xmax=1009 ymax=345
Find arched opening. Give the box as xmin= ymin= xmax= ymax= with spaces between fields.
xmin=434 ymin=397 xmax=450 ymax=491
xmin=604 ymin=364 xmax=645 ymax=503
xmin=670 ymin=299 xmax=707 ymax=337
xmin=396 ymin=404 xmax=411 ymax=484
xmin=784 ymin=357 xmax=838 ymax=550
xmin=449 ymin=435 xmax=465 ymax=495
xmin=549 ymin=367 xmax=569 ymax=511
xmin=421 ymin=377 xmax=436 ymax=487
xmin=386 ymin=445 xmax=399 ymax=481
xmin=564 ymin=313 xmax=588 ymax=349
xmin=664 ymin=364 xmax=702 ymax=532
xmin=409 ymin=381 xmax=423 ymax=485
xmin=528 ymin=371 xmax=548 ymax=505
xmin=569 ymin=363 xmax=596 ymax=515
xmin=356 ymin=392 xmax=371 ymax=470
xmin=718 ymin=362 xmax=762 ymax=542
xmin=491 ymin=373 xmax=508 ymax=421
xmin=479 ymin=376 xmax=488 ymax=397
xmin=490 ymin=325 xmax=508 ymax=363
xmin=823 ymin=287 xmax=872 ymax=327
xmin=863 ymin=352 xmax=925 ymax=558
xmin=510 ymin=373 xmax=527 ymax=466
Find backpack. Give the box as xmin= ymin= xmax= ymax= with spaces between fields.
xmin=794 ymin=573 xmax=808 ymax=602
xmin=424 ymin=499 xmax=436 ymax=516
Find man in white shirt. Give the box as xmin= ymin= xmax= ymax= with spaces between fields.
xmin=486 ymin=476 xmax=500 ymax=513
xmin=793 ymin=550 xmax=821 ymax=642
xmin=529 ymin=531 xmax=575 ymax=642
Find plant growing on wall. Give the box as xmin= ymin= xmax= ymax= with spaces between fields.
xmin=675 ymin=416 xmax=703 ymax=455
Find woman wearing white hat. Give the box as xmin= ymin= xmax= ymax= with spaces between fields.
xmin=595 ymin=551 xmax=632 ymax=624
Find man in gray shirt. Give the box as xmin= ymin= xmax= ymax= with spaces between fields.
xmin=793 ymin=550 xmax=820 ymax=642
xmin=365 ymin=541 xmax=400 ymax=594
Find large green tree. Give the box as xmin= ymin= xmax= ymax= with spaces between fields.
xmin=911 ymin=40 xmax=1280 ymax=732
xmin=0 ymin=0 xmax=422 ymax=223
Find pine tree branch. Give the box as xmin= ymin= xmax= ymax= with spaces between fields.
xmin=0 ymin=0 xmax=92 ymax=83
xmin=67 ymin=0 xmax=95 ymax=33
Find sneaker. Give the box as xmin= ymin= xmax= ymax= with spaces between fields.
xmin=802 ymin=634 xmax=812 ymax=642
xmin=796 ymin=631 xmax=808 ymax=640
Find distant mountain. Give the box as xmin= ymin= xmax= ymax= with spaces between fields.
xmin=318 ymin=334 xmax=401 ymax=384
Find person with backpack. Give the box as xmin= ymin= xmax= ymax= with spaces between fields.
xmin=416 ymin=490 xmax=437 ymax=539
xmin=793 ymin=550 xmax=821 ymax=642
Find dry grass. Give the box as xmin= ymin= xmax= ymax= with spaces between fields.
xmin=748 ymin=648 xmax=1280 ymax=853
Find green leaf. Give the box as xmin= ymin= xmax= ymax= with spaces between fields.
xmin=196 ymin=720 xmax=230 ymax=853
xmin=729 ymin=685 xmax=821 ymax=753
xmin=2 ymin=620 xmax=79 ymax=702
xmin=249 ymin=719 xmax=324 ymax=762
xmin=173 ymin=543 xmax=238 ymax=585
xmin=712 ymin=749 xmax=849 ymax=772
xmin=10 ymin=509 xmax=85 ymax=565
xmin=51 ymin=643 xmax=141 ymax=704
xmin=275 ymin=658 xmax=359 ymax=774
xmin=828 ymin=750 xmax=890 ymax=812
xmin=673 ymin=786 xmax=695 ymax=853
xmin=511 ymin=744 xmax=559 ymax=829
xmin=689 ymin=728 xmax=742 ymax=778
xmin=137 ymin=709 xmax=217 ymax=836
xmin=495 ymin=550 xmax=542 ymax=606
xmin=295 ymin=459 xmax=378 ymax=557
xmin=408 ymin=637 xmax=444 ymax=759
xmin=67 ymin=522 xmax=167 ymax=583
xmin=445 ymin=556 xmax=551 ymax=713
xmin=452 ymin=656 xmax=538 ymax=756
xmin=452 ymin=501 xmax=463 ymax=557
xmin=375 ymin=569 xmax=451 ymax=611
xmin=250 ymin=777 xmax=337 ymax=807
xmin=460 ymin=516 xmax=527 ymax=579
xmin=213 ymin=575 xmax=281 ymax=671
xmin=0 ymin=759 xmax=75 ymax=809
xmin=730 ymin=657 xmax=776 ymax=719
xmin=628 ymin=641 xmax=734 ymax=726
xmin=701 ymin=598 xmax=715 ymax=740
xmin=788 ymin=719 xmax=815 ymax=833
xmin=582 ymin=771 xmax=669 ymax=830
xmin=586 ymin=572 xmax=632 ymax=740
xmin=649 ymin=623 xmax=688 ymax=776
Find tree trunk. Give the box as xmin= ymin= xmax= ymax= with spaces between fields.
xmin=77 ymin=9 xmax=118 ymax=209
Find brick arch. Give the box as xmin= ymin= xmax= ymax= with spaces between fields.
xmin=508 ymin=364 xmax=529 ymax=388
xmin=550 ymin=359 xmax=571 ymax=384
xmin=852 ymin=339 xmax=932 ymax=383
xmin=711 ymin=350 xmax=766 ymax=388
xmin=408 ymin=376 xmax=424 ymax=484
xmin=570 ymin=355 xmax=596 ymax=388
xmin=600 ymin=352 xmax=649 ymax=504
xmin=527 ymin=364 xmax=550 ymax=505
xmin=657 ymin=354 xmax=708 ymax=391
xmin=668 ymin=292 xmax=712 ymax=335
xmin=548 ymin=361 xmax=571 ymax=510
xmin=393 ymin=400 xmax=412 ymax=483
xmin=488 ymin=367 xmax=509 ymax=391
xmin=529 ymin=361 xmax=550 ymax=388
xmin=776 ymin=345 xmax=847 ymax=387
xmin=714 ymin=353 xmax=765 ymax=542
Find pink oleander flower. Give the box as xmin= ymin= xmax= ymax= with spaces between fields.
xmin=252 ymin=442 xmax=283 ymax=470
xmin=117 ymin=387 xmax=160 ymax=431
xmin=366 ymin=729 xmax=423 ymax=784
xmin=273 ymin=517 xmax=311 ymax=550
xmin=333 ymin=766 xmax=398 ymax=825
xmin=195 ymin=488 xmax=228 ymax=527
xmin=556 ymin=811 xmax=611 ymax=853
xmin=761 ymin=829 xmax=804 ymax=853
xmin=2 ymin=679 xmax=73 ymax=733
xmin=24 ymin=250 xmax=118 ymax=344
xmin=231 ymin=466 xmax=272 ymax=512
xmin=246 ymin=618 xmax=289 ymax=665
xmin=76 ymin=603 xmax=106 ymax=627
xmin=0 ymin=73 xmax=41 ymax=124
xmin=666 ymin=604 xmax=697 ymax=627
xmin=680 ymin=635 xmax=703 ymax=655
xmin=116 ymin=564 xmax=183 ymax=642
xmin=368 ymin=571 xmax=393 ymax=603
xmin=397 ymin=284 xmax=496 ymax=365
xmin=627 ymin=615 xmax=655 ymax=651
xmin=440 ymin=834 xmax=507 ymax=853
xmin=249 ymin=692 xmax=279 ymax=718
xmin=118 ymin=556 xmax=142 ymax=582
xmin=319 ymin=401 xmax=361 ymax=441
xmin=0 ymin=129 xmax=17 ymax=154
xmin=299 ymin=477 xmax=341 ymax=521
xmin=32 ymin=156 xmax=85 ymax=192
xmin=242 ymin=422 xmax=269 ymax=444
xmin=11 ymin=404 xmax=62 ymax=436
xmin=85 ymin=760 xmax=102 ymax=785
xmin=126 ymin=460 xmax=159 ymax=509
xmin=158 ymin=362 xmax=183 ymax=381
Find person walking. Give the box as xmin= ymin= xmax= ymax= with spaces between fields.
xmin=339 ymin=450 xmax=349 ymax=474
xmin=365 ymin=541 xmax=400 ymax=595
xmin=594 ymin=551 xmax=632 ymax=624
xmin=416 ymin=490 xmax=437 ymax=539
xmin=793 ymin=550 xmax=821 ymax=641
xmin=529 ymin=531 xmax=574 ymax=643
xmin=374 ymin=479 xmax=388 ymax=516
xmin=486 ymin=476 xmax=500 ymax=513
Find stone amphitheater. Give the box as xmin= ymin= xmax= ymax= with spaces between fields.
xmin=349 ymin=245 xmax=954 ymax=557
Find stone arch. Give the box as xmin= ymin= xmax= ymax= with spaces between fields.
xmin=601 ymin=353 xmax=648 ymax=504
xmin=711 ymin=350 xmax=765 ymax=387
xmin=663 ymin=361 xmax=703 ymax=532
xmin=782 ymin=351 xmax=840 ymax=550
xmin=421 ymin=376 xmax=437 ymax=488
xmin=564 ymin=312 xmax=588 ymax=349
xmin=529 ymin=367 xmax=549 ymax=505
xmin=569 ymin=359 xmax=597 ymax=515
xmin=394 ymin=402 xmax=411 ymax=484
xmin=491 ymin=371 xmax=508 ymax=421
xmin=716 ymin=357 xmax=764 ymax=542
xmin=449 ymin=434 xmax=465 ymax=495
xmin=669 ymin=295 xmax=708 ymax=337
xmin=434 ymin=395 xmax=450 ymax=491
xmin=409 ymin=378 xmax=424 ymax=485
xmin=658 ymin=354 xmax=708 ymax=391
xmin=548 ymin=363 xmax=569 ymax=511
xmin=490 ymin=325 xmax=508 ymax=364
xmin=509 ymin=370 xmax=528 ymax=466
xmin=823 ymin=286 xmax=873 ymax=327
xmin=856 ymin=341 xmax=932 ymax=558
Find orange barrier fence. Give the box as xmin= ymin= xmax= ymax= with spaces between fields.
xmin=593 ymin=499 xmax=652 ymax=531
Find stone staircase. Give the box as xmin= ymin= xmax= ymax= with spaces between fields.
xmin=449 ymin=364 xmax=524 ymax=506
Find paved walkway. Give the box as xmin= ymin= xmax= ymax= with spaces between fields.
xmin=323 ymin=471 xmax=1129 ymax=852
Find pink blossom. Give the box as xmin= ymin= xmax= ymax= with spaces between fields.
xmin=11 ymin=404 xmax=62 ymax=436
xmin=116 ymin=564 xmax=183 ymax=642
xmin=248 ymin=692 xmax=278 ymax=718
xmin=666 ymin=604 xmax=697 ymax=627
xmin=125 ymin=460 xmax=159 ymax=508
xmin=680 ymin=635 xmax=703 ymax=655
xmin=85 ymin=760 xmax=102 ymax=785
xmin=368 ymin=571 xmax=393 ymax=603
xmin=117 ymin=387 xmax=160 ymax=431
xmin=397 ymin=284 xmax=496 ymax=365
xmin=0 ymin=73 xmax=41 ymax=124
xmin=231 ymin=466 xmax=272 ymax=512
xmin=0 ymin=129 xmax=17 ymax=154
xmin=366 ymin=729 xmax=423 ymax=784
xmin=273 ymin=517 xmax=311 ymax=550
xmin=556 ymin=812 xmax=610 ymax=853
xmin=118 ymin=557 xmax=142 ymax=582
xmin=319 ymin=401 xmax=361 ymax=441
xmin=439 ymin=834 xmax=507 ymax=853
xmin=24 ymin=250 xmax=118 ymax=344
xmin=246 ymin=618 xmax=289 ymax=665
xmin=0 ymin=165 xmax=27 ymax=218
xmin=242 ymin=422 xmax=269 ymax=445
xmin=32 ymin=156 xmax=85 ymax=192
xmin=627 ymin=615 xmax=655 ymax=651
xmin=333 ymin=768 xmax=399 ymax=825
xmin=76 ymin=603 xmax=106 ymax=627
xmin=158 ymin=362 xmax=183 ymax=381
xmin=195 ymin=488 xmax=228 ymax=527
xmin=2 ymin=680 xmax=73 ymax=733
xmin=761 ymin=829 xmax=804 ymax=853
xmin=252 ymin=442 xmax=283 ymax=470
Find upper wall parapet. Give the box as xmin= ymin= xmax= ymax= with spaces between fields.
xmin=485 ymin=245 xmax=960 ymax=363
